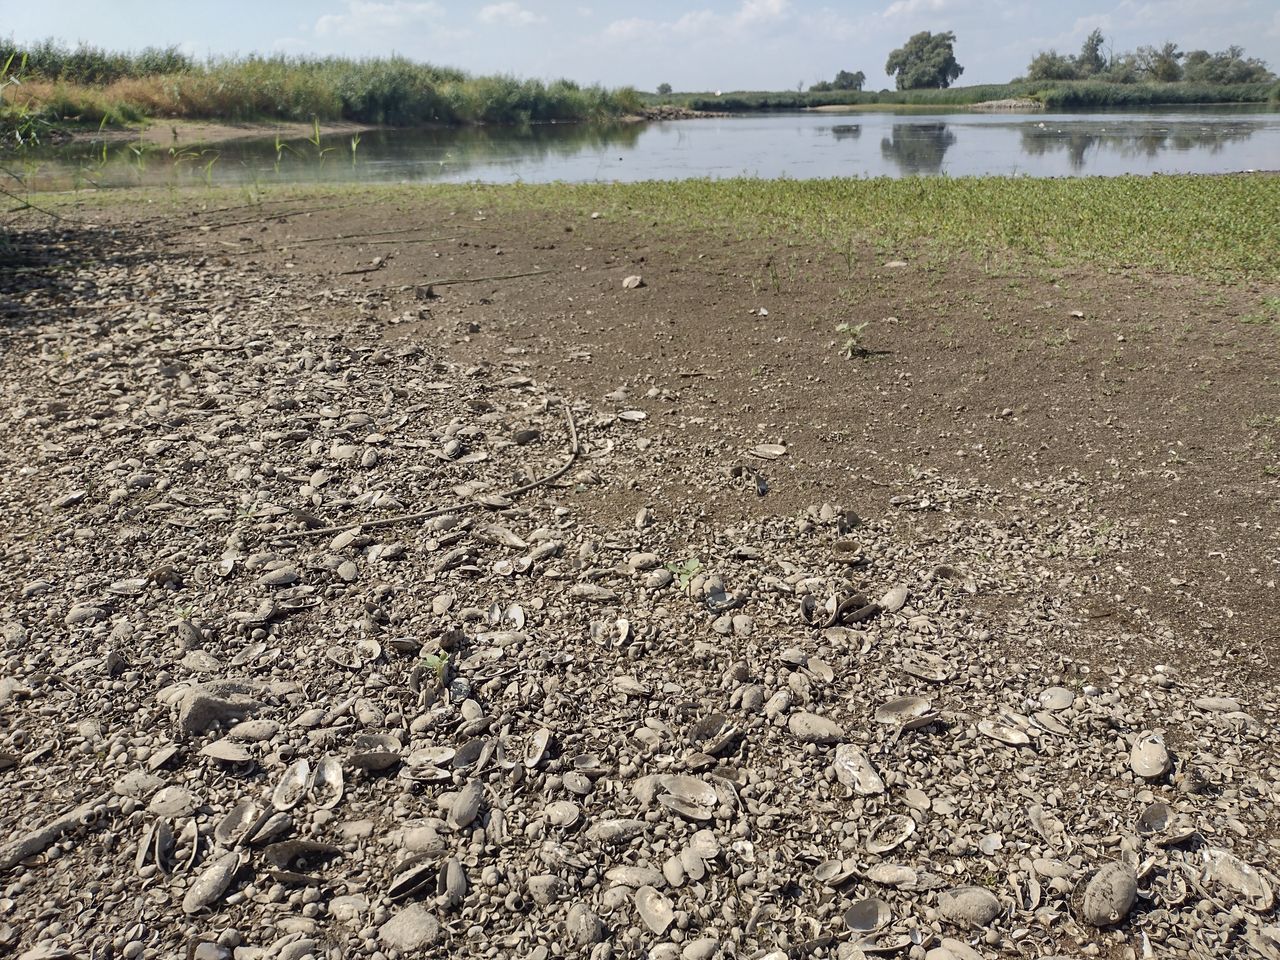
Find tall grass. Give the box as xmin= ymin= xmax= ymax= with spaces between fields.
xmin=0 ymin=37 xmax=194 ymax=84
xmin=0 ymin=40 xmax=643 ymax=131
xmin=1037 ymin=81 xmax=1277 ymax=108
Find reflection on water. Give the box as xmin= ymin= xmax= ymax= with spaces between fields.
xmin=879 ymin=123 xmax=957 ymax=175
xmin=13 ymin=107 xmax=1280 ymax=188
xmin=1017 ymin=119 xmax=1260 ymax=170
xmin=21 ymin=121 xmax=646 ymax=191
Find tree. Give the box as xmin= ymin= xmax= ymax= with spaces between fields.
xmin=656 ymin=82 xmax=672 ymax=96
xmin=833 ymin=69 xmax=866 ymax=91
xmin=1182 ymin=46 xmax=1275 ymax=84
xmin=1100 ymin=52 xmax=1140 ymax=84
xmin=1077 ymin=28 xmax=1106 ymax=77
xmin=1025 ymin=50 xmax=1080 ymax=82
xmin=811 ymin=69 xmax=866 ymax=92
xmin=1135 ymin=42 xmax=1183 ymax=82
xmin=885 ymin=31 xmax=963 ymax=90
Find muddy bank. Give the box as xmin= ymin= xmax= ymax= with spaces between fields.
xmin=70 ymin=118 xmax=382 ymax=147
xmin=71 ymin=110 xmax=717 ymax=150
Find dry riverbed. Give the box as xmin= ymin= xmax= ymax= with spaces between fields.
xmin=0 ymin=194 xmax=1277 ymax=960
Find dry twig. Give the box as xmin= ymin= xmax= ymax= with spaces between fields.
xmin=272 ymin=398 xmax=580 ymax=542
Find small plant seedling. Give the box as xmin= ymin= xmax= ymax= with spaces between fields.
xmin=305 ymin=117 xmax=335 ymax=165
xmin=665 ymin=557 xmax=702 ymax=592
xmin=836 ymin=321 xmax=870 ymax=358
xmin=200 ymin=152 xmax=219 ymax=186
xmin=421 ymin=652 xmax=450 ymax=687
xmin=273 ymin=133 xmax=300 ymax=170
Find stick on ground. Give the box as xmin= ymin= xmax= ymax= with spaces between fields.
xmin=0 ymin=793 xmax=111 ymax=873
xmin=272 ymin=397 xmax=580 ymax=542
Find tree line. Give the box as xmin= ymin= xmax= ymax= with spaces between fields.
xmin=804 ymin=29 xmax=1273 ymax=94
xmin=1023 ymin=30 xmax=1275 ymax=84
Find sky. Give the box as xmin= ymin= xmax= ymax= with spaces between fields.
xmin=5 ymin=0 xmax=1280 ymax=91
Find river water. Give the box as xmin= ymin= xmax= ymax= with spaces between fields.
xmin=19 ymin=106 xmax=1280 ymax=189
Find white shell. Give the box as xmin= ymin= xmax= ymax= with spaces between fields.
xmin=181 ymin=851 xmax=243 ymax=914
xmin=866 ymin=815 xmax=916 ymax=854
xmin=1075 ymin=861 xmax=1138 ymax=926
xmin=149 ymin=786 xmax=200 ymax=818
xmin=816 ymin=858 xmax=859 ymax=888
xmin=449 ymin=780 xmax=485 ymax=830
xmin=660 ymin=775 xmax=718 ymax=808
xmin=1202 ymin=847 xmax=1274 ymax=911
xmin=272 ymin=758 xmax=311 ymax=811
xmin=866 ymin=863 xmax=918 ymax=889
xmin=545 ymin=800 xmax=582 ymax=828
xmin=787 ymin=711 xmax=844 ymax=744
xmin=874 ymin=696 xmax=933 ymax=726
xmin=311 ymin=755 xmax=344 ymax=810
xmin=833 ymin=744 xmax=885 ymax=795
xmin=938 ymin=886 xmax=1002 ymax=928
xmin=213 ymin=799 xmax=261 ymax=848
xmin=844 ymin=897 xmax=892 ymax=932
xmin=1130 ymin=732 xmax=1171 ymax=779
xmin=1038 ymin=686 xmax=1075 ymax=711
xmin=899 ymin=650 xmax=952 ymax=682
xmin=634 ymin=885 xmax=675 ymax=935
xmin=200 ymin=738 xmax=252 ymax=763
xmin=879 ymin=584 xmax=908 ymax=613
xmin=978 ymin=719 xmax=1031 ymax=747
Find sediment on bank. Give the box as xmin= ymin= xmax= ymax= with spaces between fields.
xmin=0 ymin=202 xmax=1276 ymax=959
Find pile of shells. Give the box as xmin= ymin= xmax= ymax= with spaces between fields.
xmin=0 ymin=216 xmax=1276 ymax=960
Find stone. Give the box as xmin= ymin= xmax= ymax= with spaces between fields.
xmin=379 ymin=904 xmax=440 ymax=951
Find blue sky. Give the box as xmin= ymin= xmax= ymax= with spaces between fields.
xmin=7 ymin=0 xmax=1280 ymax=91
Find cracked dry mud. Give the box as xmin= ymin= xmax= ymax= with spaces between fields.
xmin=0 ymin=210 xmax=1277 ymax=960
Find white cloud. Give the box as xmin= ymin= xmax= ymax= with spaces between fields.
xmin=735 ymin=0 xmax=791 ymax=26
xmin=882 ymin=0 xmax=952 ymax=18
xmin=672 ymin=10 xmax=719 ymax=35
xmin=603 ymin=0 xmax=791 ymax=45
xmin=315 ymin=1 xmax=446 ymax=36
xmin=800 ymin=7 xmax=882 ymax=42
xmin=478 ymin=2 xmax=544 ymax=26
xmin=603 ymin=16 xmax=655 ymax=41
xmin=1120 ymin=0 xmax=1250 ymax=27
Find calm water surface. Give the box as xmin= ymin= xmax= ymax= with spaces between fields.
xmin=23 ymin=107 xmax=1280 ymax=189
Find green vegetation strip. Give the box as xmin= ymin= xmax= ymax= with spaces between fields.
xmin=464 ymin=174 xmax=1280 ymax=281
xmin=18 ymin=174 xmax=1280 ymax=282
xmin=653 ymin=80 xmax=1278 ymax=112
